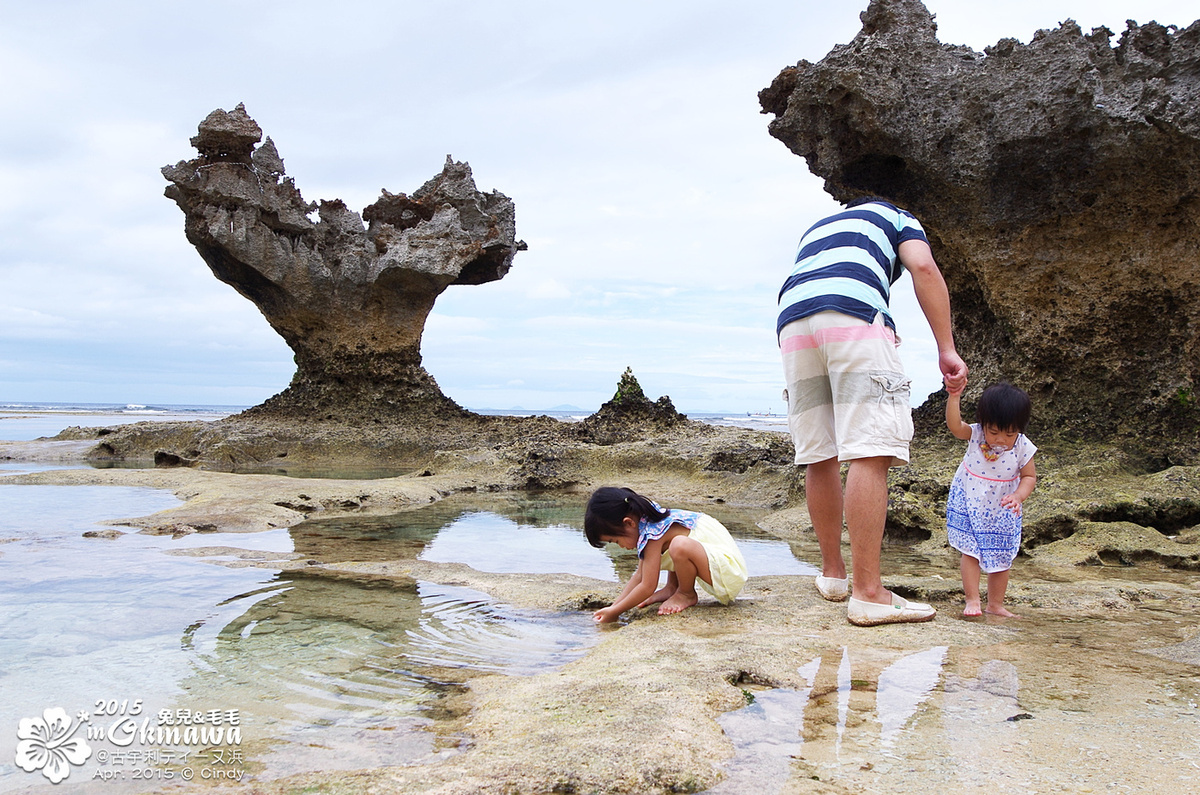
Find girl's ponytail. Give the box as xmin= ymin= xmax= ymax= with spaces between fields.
xmin=583 ymin=487 xmax=669 ymax=548
xmin=623 ymin=490 xmax=669 ymax=522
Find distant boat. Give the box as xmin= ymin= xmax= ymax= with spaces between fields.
xmin=747 ymin=409 xmax=783 ymax=418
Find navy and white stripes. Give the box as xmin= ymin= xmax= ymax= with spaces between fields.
xmin=777 ymin=202 xmax=928 ymax=339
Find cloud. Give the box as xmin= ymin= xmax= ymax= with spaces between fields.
xmin=526 ymin=280 xmax=573 ymax=301
xmin=2 ymin=0 xmax=1194 ymax=411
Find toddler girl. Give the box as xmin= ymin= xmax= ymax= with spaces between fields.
xmin=945 ymin=381 xmax=1037 ymax=617
xmin=584 ymin=487 xmax=748 ymax=623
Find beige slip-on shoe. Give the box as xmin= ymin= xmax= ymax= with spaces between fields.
xmin=814 ymin=575 xmax=849 ymax=602
xmin=847 ymin=593 xmax=936 ymax=626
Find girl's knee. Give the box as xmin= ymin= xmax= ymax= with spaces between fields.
xmin=668 ymin=536 xmax=712 ymax=582
xmin=668 ymin=535 xmax=703 ymax=558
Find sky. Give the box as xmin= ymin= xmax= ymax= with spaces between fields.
xmin=1 ymin=1 xmax=1195 ymax=414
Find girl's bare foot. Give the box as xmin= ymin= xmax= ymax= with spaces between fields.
xmin=638 ymin=586 xmax=676 ymax=608
xmin=963 ymin=599 xmax=983 ymax=617
xmin=985 ymin=605 xmax=1019 ymax=618
xmin=658 ymin=591 xmax=698 ymax=615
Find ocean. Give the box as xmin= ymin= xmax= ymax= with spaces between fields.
xmin=0 ymin=403 xmax=245 ymax=442
xmin=0 ymin=402 xmax=789 ymax=443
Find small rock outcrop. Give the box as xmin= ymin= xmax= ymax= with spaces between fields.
xmin=162 ymin=104 xmax=526 ymax=420
xmin=760 ymin=0 xmax=1200 ymax=459
xmin=576 ymin=368 xmax=687 ymax=445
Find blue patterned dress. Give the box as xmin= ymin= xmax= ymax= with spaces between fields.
xmin=946 ymin=424 xmax=1037 ymax=573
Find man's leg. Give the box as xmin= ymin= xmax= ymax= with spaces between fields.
xmin=843 ymin=455 xmax=893 ymax=604
xmin=806 ymin=457 xmax=847 ymax=580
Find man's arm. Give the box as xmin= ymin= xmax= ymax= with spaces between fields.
xmin=898 ymin=238 xmax=968 ymax=391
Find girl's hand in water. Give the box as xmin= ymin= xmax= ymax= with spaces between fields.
xmin=593 ymin=607 xmax=620 ymax=623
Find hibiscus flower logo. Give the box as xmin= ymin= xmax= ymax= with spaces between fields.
xmin=14 ymin=707 xmax=93 ymax=784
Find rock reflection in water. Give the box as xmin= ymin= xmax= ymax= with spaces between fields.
xmin=287 ymin=494 xmax=603 ymax=572
xmin=288 ymin=493 xmax=817 ymax=581
xmin=419 ymin=512 xmax=618 ymax=580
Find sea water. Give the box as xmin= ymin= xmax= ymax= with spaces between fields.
xmin=0 ymin=403 xmax=788 ymax=445
xmin=0 ymin=403 xmax=240 ymax=442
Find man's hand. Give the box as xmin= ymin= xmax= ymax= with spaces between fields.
xmin=940 ymin=350 xmax=968 ymax=393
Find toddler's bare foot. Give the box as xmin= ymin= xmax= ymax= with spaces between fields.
xmin=638 ymin=587 xmax=676 ymax=608
xmin=658 ymin=591 xmax=698 ymax=615
xmin=963 ymin=600 xmax=982 ymax=617
xmin=985 ymin=605 xmax=1019 ymax=618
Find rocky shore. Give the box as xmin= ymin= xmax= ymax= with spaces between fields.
xmin=3 ymin=402 xmax=1199 ymax=793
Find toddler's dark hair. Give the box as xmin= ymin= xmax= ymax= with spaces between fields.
xmin=976 ymin=382 xmax=1032 ymax=433
xmin=584 ymin=487 xmax=669 ymax=549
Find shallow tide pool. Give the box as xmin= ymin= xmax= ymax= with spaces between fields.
xmin=0 ymin=482 xmax=816 ymax=792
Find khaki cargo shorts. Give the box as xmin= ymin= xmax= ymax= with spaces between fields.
xmin=779 ymin=311 xmax=914 ymax=466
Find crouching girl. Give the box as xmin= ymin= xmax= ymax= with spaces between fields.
xmin=584 ymin=487 xmax=747 ymax=623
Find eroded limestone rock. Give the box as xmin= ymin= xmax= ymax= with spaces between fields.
xmin=1029 ymin=520 xmax=1200 ymax=568
xmin=760 ymin=0 xmax=1200 ymax=459
xmin=163 ymin=104 xmax=526 ymax=419
xmin=575 ymin=367 xmax=687 ymax=445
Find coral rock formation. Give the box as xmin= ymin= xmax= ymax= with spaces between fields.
xmin=575 ymin=367 xmax=686 ymax=445
xmin=760 ymin=0 xmax=1200 ymax=459
xmin=162 ymin=104 xmax=525 ymax=419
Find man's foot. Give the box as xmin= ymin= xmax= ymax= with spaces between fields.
xmin=847 ymin=593 xmax=936 ymax=626
xmin=658 ymin=591 xmax=699 ymax=615
xmin=963 ymin=599 xmax=982 ymax=617
xmin=985 ymin=605 xmax=1019 ymax=618
xmin=637 ymin=586 xmax=676 ymax=608
xmin=815 ymin=575 xmax=849 ymax=602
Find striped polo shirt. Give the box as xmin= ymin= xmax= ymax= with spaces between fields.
xmin=777 ymin=201 xmax=928 ymax=339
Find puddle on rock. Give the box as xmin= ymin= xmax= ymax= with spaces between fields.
xmin=174 ymin=572 xmax=597 ymax=783
xmin=706 ymin=646 xmax=946 ymax=794
xmin=289 ymin=492 xmax=817 ymax=582
xmin=704 ymin=601 xmax=1200 ymax=794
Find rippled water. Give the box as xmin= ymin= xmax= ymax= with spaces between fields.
xmin=0 ymin=480 xmax=818 ymax=792
xmin=0 ymin=487 xmax=581 ymax=790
